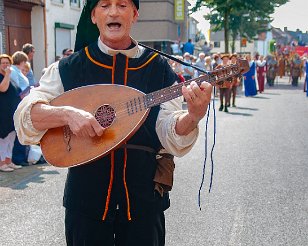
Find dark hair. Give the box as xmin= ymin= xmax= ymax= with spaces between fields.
xmin=62 ymin=48 xmax=73 ymax=55
xmin=22 ymin=43 xmax=34 ymax=55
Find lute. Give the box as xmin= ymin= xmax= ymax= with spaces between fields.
xmin=40 ymin=59 xmax=249 ymax=167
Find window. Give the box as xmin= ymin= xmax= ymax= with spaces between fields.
xmin=52 ymin=0 xmax=64 ymax=3
xmin=241 ymin=38 xmax=247 ymax=47
xmin=70 ymin=0 xmax=80 ymax=8
xmin=214 ymin=42 xmax=220 ymax=48
xmin=54 ymin=23 xmax=75 ymax=58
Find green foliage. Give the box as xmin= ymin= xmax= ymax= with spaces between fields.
xmin=191 ymin=0 xmax=289 ymax=53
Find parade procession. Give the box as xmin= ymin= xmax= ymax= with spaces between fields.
xmin=0 ymin=0 xmax=307 ymax=246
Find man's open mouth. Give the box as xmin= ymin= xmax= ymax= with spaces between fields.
xmin=107 ymin=22 xmax=122 ymax=29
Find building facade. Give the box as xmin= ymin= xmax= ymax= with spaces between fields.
xmin=0 ymin=0 xmax=198 ymax=80
xmin=132 ymin=0 xmax=194 ymax=54
xmin=210 ymin=28 xmax=273 ymax=56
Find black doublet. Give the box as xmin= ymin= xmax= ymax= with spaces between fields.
xmin=59 ymin=43 xmax=179 ymax=220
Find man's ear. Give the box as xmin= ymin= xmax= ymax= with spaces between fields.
xmin=91 ymin=8 xmax=96 ymax=24
xmin=132 ymin=9 xmax=139 ymax=24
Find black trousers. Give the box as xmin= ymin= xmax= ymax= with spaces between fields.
xmin=12 ymin=137 xmax=29 ymax=164
xmin=65 ymin=209 xmax=166 ymax=246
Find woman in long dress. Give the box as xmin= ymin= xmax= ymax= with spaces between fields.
xmin=304 ymin=57 xmax=308 ymax=96
xmin=243 ymin=54 xmax=257 ymax=97
xmin=256 ymin=55 xmax=266 ymax=93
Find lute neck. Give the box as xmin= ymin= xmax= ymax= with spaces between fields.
xmin=145 ymin=63 xmax=240 ymax=108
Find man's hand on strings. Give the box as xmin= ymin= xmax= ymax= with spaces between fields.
xmin=65 ymin=107 xmax=105 ymax=138
xmin=31 ymin=103 xmax=105 ymax=138
xmin=182 ymin=81 xmax=213 ymax=122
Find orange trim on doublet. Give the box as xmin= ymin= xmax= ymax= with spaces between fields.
xmin=112 ymin=55 xmax=116 ymax=84
xmin=85 ymin=46 xmax=113 ymax=69
xmin=127 ymin=53 xmax=158 ymax=71
xmin=102 ymin=151 xmax=114 ymax=221
xmin=102 ymin=55 xmax=117 ymax=221
xmin=123 ymin=147 xmax=131 ymax=220
xmin=123 ymin=58 xmax=131 ymax=220
xmin=124 ymin=56 xmax=129 ymax=85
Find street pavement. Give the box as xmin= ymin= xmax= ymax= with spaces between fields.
xmin=0 ymin=78 xmax=307 ymax=246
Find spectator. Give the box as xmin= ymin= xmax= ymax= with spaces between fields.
xmin=10 ymin=51 xmax=30 ymax=99
xmin=10 ymin=51 xmax=32 ymax=166
xmin=62 ymin=48 xmax=74 ymax=58
xmin=0 ymin=54 xmax=22 ymax=172
xmin=22 ymin=61 xmax=31 ymax=77
xmin=195 ymin=52 xmax=206 ymax=76
xmin=172 ymin=56 xmax=185 ymax=82
xmin=204 ymin=56 xmax=212 ymax=71
xmin=182 ymin=52 xmax=194 ymax=80
xmin=202 ymin=41 xmax=212 ymax=56
xmin=183 ymin=38 xmax=194 ymax=55
xmin=22 ymin=43 xmax=37 ymax=86
xmin=212 ymin=53 xmax=220 ymax=70
xmin=171 ymin=41 xmax=181 ymax=55
xmin=55 ymin=55 xmax=62 ymax=62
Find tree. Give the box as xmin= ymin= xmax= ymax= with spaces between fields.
xmin=191 ymin=0 xmax=289 ymax=53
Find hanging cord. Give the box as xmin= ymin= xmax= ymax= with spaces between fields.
xmin=198 ymin=100 xmax=211 ymax=210
xmin=197 ymin=87 xmax=217 ymax=210
xmin=209 ymin=87 xmax=216 ymax=193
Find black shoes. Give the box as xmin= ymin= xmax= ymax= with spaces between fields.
xmin=219 ymin=105 xmax=229 ymax=112
xmin=35 ymin=156 xmax=46 ymax=164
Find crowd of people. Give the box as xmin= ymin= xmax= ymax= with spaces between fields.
xmin=2 ymin=42 xmax=308 ymax=172
xmin=168 ymin=50 xmax=308 ymax=113
xmin=2 ymin=40 xmax=308 ymax=173
xmin=0 ymin=44 xmax=73 ymax=172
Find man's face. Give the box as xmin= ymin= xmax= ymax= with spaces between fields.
xmin=28 ymin=49 xmax=35 ymax=61
xmin=91 ymin=0 xmax=139 ymax=49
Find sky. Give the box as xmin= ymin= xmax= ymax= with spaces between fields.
xmin=189 ymin=0 xmax=307 ymax=35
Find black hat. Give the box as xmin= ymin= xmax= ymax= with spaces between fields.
xmin=74 ymin=0 xmax=139 ymax=52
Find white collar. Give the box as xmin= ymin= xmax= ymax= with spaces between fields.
xmin=97 ymin=37 xmax=145 ymax=58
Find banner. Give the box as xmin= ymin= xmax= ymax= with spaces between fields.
xmin=175 ymin=0 xmax=185 ymax=21
xmin=295 ymin=46 xmax=308 ymax=56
